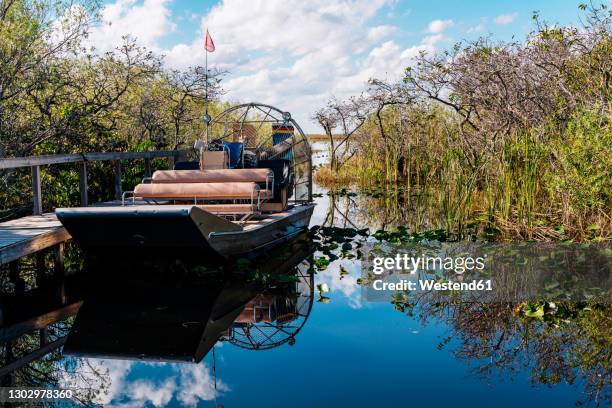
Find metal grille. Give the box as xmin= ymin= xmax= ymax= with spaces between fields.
xmin=208 ymin=103 xmax=312 ymax=202
xmin=223 ymin=260 xmax=314 ymax=350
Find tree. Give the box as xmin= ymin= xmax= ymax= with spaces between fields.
xmin=313 ymin=95 xmax=370 ymax=171
xmin=164 ymin=66 xmax=225 ymax=149
xmin=0 ymin=0 xmax=99 ymax=156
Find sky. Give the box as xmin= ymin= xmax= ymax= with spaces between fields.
xmin=88 ymin=0 xmax=588 ymax=132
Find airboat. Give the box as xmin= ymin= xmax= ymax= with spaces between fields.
xmin=55 ymin=103 xmax=315 ymax=257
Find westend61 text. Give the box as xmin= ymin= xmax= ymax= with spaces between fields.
xmin=372 ymin=279 xmax=493 ymax=292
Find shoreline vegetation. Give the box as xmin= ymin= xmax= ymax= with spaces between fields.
xmin=313 ymin=4 xmax=611 ymax=242
xmin=0 ymin=0 xmax=228 ymax=220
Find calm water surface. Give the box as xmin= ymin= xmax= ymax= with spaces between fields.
xmin=0 ymin=143 xmax=608 ymax=407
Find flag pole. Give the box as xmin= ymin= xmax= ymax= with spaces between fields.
xmin=205 ymin=46 xmax=208 ymax=117
xmin=205 ymin=44 xmax=209 ymax=145
xmin=203 ymin=29 xmax=214 ymax=146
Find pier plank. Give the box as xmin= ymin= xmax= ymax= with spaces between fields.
xmin=0 ymin=214 xmax=70 ymax=265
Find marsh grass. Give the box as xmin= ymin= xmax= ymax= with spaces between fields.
xmin=314 ymin=6 xmax=611 ymax=242
xmin=315 ymin=110 xmax=611 ymax=242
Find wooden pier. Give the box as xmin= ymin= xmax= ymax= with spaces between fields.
xmin=0 ymin=148 xmax=188 ymax=384
xmin=0 ymin=273 xmax=87 ymax=381
xmin=0 ymin=213 xmax=69 ymax=265
xmin=0 ymin=149 xmax=188 ymax=265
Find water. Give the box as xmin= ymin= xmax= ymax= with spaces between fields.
xmin=0 ymin=143 xmax=609 ymax=407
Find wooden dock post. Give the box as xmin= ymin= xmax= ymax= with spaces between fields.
xmin=79 ymin=161 xmax=88 ymax=207
xmin=54 ymin=243 xmax=66 ymax=304
xmin=36 ymin=251 xmax=46 ymax=284
xmin=144 ymin=158 xmax=152 ymax=178
xmin=1 ymin=341 xmax=15 ymax=386
xmin=54 ymin=243 xmax=65 ymax=277
xmin=31 ymin=165 xmax=42 ymax=215
xmin=113 ymin=160 xmax=122 ymax=200
xmin=40 ymin=327 xmax=49 ymax=346
xmin=8 ymin=261 xmax=24 ymax=294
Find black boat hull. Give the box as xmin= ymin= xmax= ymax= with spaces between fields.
xmin=55 ymin=204 xmax=315 ymax=257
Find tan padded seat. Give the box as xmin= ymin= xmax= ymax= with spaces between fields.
xmin=152 ymin=168 xmax=273 ymax=184
xmin=201 ymin=151 xmax=228 ymax=170
xmin=134 ymin=182 xmax=259 ymax=200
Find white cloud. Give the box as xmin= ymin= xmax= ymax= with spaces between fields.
xmin=367 ymin=25 xmax=398 ymax=42
xmin=421 ymin=33 xmax=444 ymax=46
xmin=58 ymin=359 xmax=132 ymax=405
xmin=467 ymin=23 xmax=486 ymax=33
xmin=494 ymin=12 xmax=518 ymax=25
xmin=466 ymin=17 xmax=488 ymax=34
xmin=171 ymin=0 xmax=412 ymax=131
xmin=177 ymin=364 xmax=228 ymax=407
xmin=316 ymin=260 xmax=363 ymax=309
xmin=123 ymin=378 xmax=176 ymax=407
xmin=87 ymin=0 xmax=176 ymax=53
xmin=426 ymin=19 xmax=454 ymax=33
xmin=358 ymin=39 xmax=433 ymax=80
xmin=58 ymin=358 xmax=224 ymax=407
xmin=80 ymin=0 xmax=445 ymax=132
xmin=165 ymin=0 xmax=393 ymax=69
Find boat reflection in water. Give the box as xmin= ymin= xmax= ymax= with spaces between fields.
xmin=64 ymin=236 xmax=314 ymax=362
xmin=0 ymin=234 xmax=314 ymax=404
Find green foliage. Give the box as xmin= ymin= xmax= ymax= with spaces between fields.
xmin=547 ymin=110 xmax=612 ymax=212
xmin=0 ymin=0 xmax=226 ymax=216
xmin=315 ymin=4 xmax=611 ymax=242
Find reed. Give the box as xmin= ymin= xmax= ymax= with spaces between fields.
xmin=315 ymin=109 xmax=611 ymax=241
xmin=314 ymin=5 xmax=611 ymax=241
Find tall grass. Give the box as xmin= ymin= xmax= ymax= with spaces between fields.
xmin=315 ymin=108 xmax=611 ymax=241
xmin=315 ymin=5 xmax=611 ymax=241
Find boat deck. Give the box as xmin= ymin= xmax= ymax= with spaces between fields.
xmin=68 ymin=201 xmax=306 ymax=230
xmin=0 ymin=213 xmax=70 ymax=265
xmin=0 ymin=203 xmax=313 ymax=264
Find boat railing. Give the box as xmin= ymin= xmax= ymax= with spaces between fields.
xmin=0 ymin=149 xmax=190 ymax=215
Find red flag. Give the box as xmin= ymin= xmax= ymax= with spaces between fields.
xmin=204 ymin=29 xmax=215 ymax=52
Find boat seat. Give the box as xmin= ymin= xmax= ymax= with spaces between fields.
xmin=151 ymin=169 xmax=273 ymax=184
xmin=201 ymin=151 xmax=228 ymax=170
xmin=134 ymin=182 xmax=263 ymax=200
xmin=132 ymin=181 xmax=273 ymax=204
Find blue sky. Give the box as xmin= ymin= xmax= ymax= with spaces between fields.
xmin=91 ymin=0 xmax=590 ymax=132
xmin=154 ymin=0 xmax=585 ymax=48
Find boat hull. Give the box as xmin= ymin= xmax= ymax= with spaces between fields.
xmin=55 ymin=204 xmax=315 ymax=257
xmin=207 ymin=205 xmax=313 ymax=255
